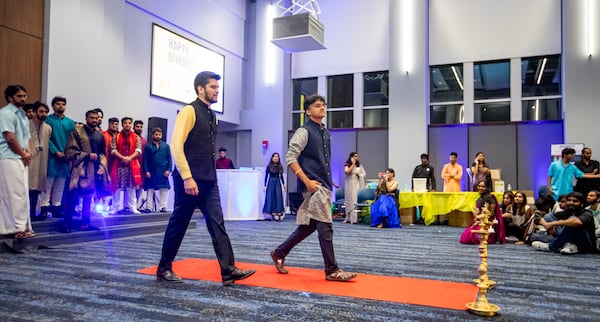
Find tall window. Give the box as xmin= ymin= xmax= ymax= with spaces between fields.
xmin=327 ymin=74 xmax=353 ymax=128
xmin=521 ymin=55 xmax=561 ymax=121
xmin=363 ymin=71 xmax=389 ymax=128
xmin=292 ymin=77 xmax=317 ymax=130
xmin=429 ymin=64 xmax=464 ymax=124
xmin=474 ymin=60 xmax=510 ymax=123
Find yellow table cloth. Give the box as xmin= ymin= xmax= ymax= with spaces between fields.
xmin=399 ymin=192 xmax=503 ymax=226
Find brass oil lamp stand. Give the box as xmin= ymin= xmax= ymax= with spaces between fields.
xmin=466 ymin=202 xmax=501 ymax=317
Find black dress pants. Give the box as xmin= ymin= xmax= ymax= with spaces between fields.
xmin=274 ymin=218 xmax=339 ymax=276
xmin=158 ymin=176 xmax=236 ymax=276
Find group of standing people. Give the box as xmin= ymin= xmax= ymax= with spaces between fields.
xmin=0 ymin=84 xmax=174 ymax=237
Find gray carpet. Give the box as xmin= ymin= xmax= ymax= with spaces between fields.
xmin=1 ymin=217 xmax=599 ymax=321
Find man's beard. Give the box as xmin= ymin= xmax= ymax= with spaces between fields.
xmin=204 ymin=92 xmax=217 ymax=104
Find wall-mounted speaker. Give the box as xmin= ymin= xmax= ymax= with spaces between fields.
xmin=147 ymin=117 xmax=167 ymax=142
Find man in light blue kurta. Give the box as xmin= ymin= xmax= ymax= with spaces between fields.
xmin=39 ymin=96 xmax=76 ymax=215
xmin=548 ymin=147 xmax=599 ymax=200
xmin=0 ymin=85 xmax=32 ymax=236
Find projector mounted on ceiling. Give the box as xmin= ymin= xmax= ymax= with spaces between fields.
xmin=272 ymin=13 xmax=325 ymax=52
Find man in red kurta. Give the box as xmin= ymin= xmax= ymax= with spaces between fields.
xmin=110 ymin=117 xmax=142 ymax=214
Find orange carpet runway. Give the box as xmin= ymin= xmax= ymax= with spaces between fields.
xmin=138 ymin=258 xmax=478 ymax=310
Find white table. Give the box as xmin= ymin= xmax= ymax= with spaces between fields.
xmin=217 ymin=169 xmax=263 ymax=220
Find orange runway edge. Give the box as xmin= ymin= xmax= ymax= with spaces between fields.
xmin=138 ymin=258 xmax=478 ymax=311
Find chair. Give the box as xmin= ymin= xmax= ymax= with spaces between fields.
xmin=466 ymin=167 xmax=474 ymax=191
xmin=332 ymin=188 xmax=345 ymax=217
xmin=355 ymin=188 xmax=376 ymax=223
xmin=537 ymin=185 xmax=549 ymax=198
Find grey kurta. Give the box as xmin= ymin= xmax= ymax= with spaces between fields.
xmin=286 ymin=127 xmax=332 ymax=225
xmin=28 ymin=120 xmax=52 ymax=191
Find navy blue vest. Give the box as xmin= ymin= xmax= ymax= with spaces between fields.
xmin=296 ymin=118 xmax=332 ymax=192
xmin=175 ymin=98 xmax=217 ymax=181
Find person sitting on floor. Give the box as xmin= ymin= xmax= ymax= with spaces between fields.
xmin=504 ymin=190 xmax=534 ymax=244
xmin=583 ymin=190 xmax=600 ymax=249
xmin=532 ymin=191 xmax=597 ymax=254
xmin=460 ymin=180 xmax=505 ymax=244
xmin=370 ymin=168 xmax=401 ymax=228
xmin=501 ymin=190 xmax=514 ymax=216
xmin=528 ymin=194 xmax=556 ymax=244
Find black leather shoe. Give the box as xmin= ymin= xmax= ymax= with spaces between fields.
xmin=57 ymin=225 xmax=71 ymax=233
xmin=271 ymin=250 xmax=288 ymax=274
xmin=80 ymin=224 xmax=100 ymax=231
xmin=222 ymin=268 xmax=256 ymax=286
xmin=31 ymin=214 xmax=47 ymax=222
xmin=156 ymin=269 xmax=183 ymax=283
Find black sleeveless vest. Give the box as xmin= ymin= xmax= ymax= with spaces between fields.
xmin=296 ymin=118 xmax=332 ymax=191
xmin=177 ymin=98 xmax=217 ymax=181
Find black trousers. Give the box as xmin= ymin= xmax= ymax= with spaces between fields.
xmin=63 ymin=190 xmax=93 ymax=227
xmin=274 ymin=218 xmax=339 ymax=275
xmin=505 ymin=222 xmax=525 ymax=241
xmin=158 ymin=176 xmax=236 ymax=276
xmin=29 ymin=190 xmax=40 ymax=219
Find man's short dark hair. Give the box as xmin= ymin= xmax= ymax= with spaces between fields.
xmin=582 ymin=147 xmax=591 ymax=154
xmin=51 ymin=96 xmax=67 ymax=106
xmin=450 ymin=152 xmax=458 ymax=157
xmin=134 ymin=120 xmax=143 ymax=126
xmin=24 ymin=103 xmax=35 ymax=112
xmin=108 ymin=117 xmax=119 ymax=124
xmin=121 ymin=117 xmax=133 ymax=124
xmin=94 ymin=108 xmax=104 ymax=115
xmin=219 ymin=147 xmax=227 ymax=153
xmin=561 ymin=147 xmax=576 ymax=157
xmin=4 ymin=85 xmax=26 ymax=102
xmin=34 ymin=101 xmax=49 ymax=113
xmin=151 ymin=127 xmax=162 ymax=134
xmin=303 ymin=94 xmax=326 ymax=112
xmin=194 ymin=71 xmax=221 ymax=94
xmin=568 ymin=191 xmax=586 ymax=204
xmin=535 ymin=194 xmax=556 ymax=212
xmin=85 ymin=110 xmax=98 ymax=118
xmin=420 ymin=153 xmax=429 ymax=159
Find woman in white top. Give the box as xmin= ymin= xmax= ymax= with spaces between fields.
xmin=342 ymin=152 xmax=366 ymax=224
xmin=504 ymin=190 xmax=533 ymax=244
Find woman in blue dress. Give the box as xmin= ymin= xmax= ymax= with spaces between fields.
xmin=263 ymin=152 xmax=286 ymax=221
xmin=370 ymin=168 xmax=401 ymax=228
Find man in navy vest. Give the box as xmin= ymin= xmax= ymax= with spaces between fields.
xmin=156 ymin=71 xmax=255 ymax=286
xmin=270 ymin=94 xmax=357 ymax=282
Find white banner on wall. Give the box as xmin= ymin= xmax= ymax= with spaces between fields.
xmin=150 ymin=24 xmax=225 ymax=113
xmin=550 ymin=143 xmax=584 ymax=161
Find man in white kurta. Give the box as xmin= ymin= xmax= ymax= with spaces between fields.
xmin=0 ymin=85 xmax=32 ymax=236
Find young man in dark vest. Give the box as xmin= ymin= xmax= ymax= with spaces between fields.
xmin=156 ymin=71 xmax=255 ymax=286
xmin=270 ymin=94 xmax=357 ymax=282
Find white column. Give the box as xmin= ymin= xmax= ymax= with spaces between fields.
xmin=388 ymin=0 xmax=429 ymax=188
